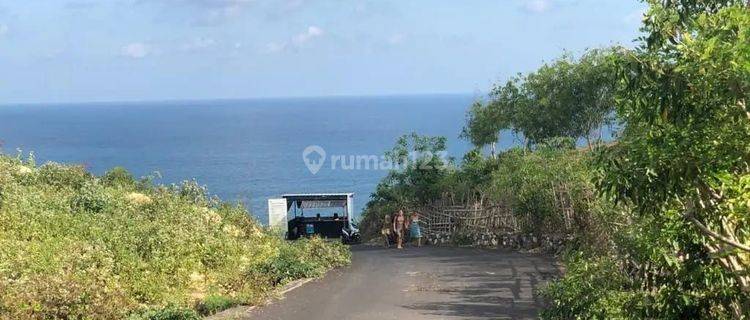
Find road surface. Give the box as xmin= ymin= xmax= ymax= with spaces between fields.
xmin=243 ymin=246 xmax=560 ymax=320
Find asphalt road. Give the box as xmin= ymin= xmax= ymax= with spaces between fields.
xmin=244 ymin=245 xmax=560 ymax=320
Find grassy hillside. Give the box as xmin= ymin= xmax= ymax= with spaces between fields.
xmin=0 ymin=154 xmax=350 ymax=320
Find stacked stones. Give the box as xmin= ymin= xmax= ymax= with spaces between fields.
xmin=424 ymin=231 xmax=566 ymax=253
xmin=425 ymin=232 xmax=452 ymax=246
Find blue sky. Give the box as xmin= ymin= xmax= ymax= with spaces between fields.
xmin=0 ymin=0 xmax=646 ymax=104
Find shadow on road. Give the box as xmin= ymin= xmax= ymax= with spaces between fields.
xmin=245 ymin=245 xmax=560 ymax=320
xmin=387 ymin=247 xmax=559 ymax=319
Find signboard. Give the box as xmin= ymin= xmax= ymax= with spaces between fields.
xmin=267 ymin=198 xmax=288 ymax=229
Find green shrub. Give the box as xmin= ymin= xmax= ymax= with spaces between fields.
xmin=249 ymin=237 xmax=351 ymax=286
xmin=174 ymin=180 xmax=209 ymax=206
xmin=35 ymin=162 xmax=90 ymax=190
xmin=538 ymin=137 xmax=576 ymax=151
xmin=69 ymin=181 xmax=111 ymax=214
xmin=541 ymin=253 xmax=631 ymax=319
xmin=0 ymin=249 xmax=135 ymax=320
xmin=195 ymin=295 xmax=236 ymax=316
xmin=542 ymin=214 xmax=748 ymax=319
xmin=0 ymin=155 xmax=351 ymax=319
xmin=128 ymin=305 xmax=200 ymax=320
xmin=488 ymin=147 xmax=596 ymax=236
xmin=101 ymin=166 xmax=136 ymax=188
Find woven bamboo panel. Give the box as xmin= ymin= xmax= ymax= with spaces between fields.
xmin=418 ymin=184 xmax=580 ymax=236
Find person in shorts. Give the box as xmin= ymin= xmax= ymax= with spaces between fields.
xmin=393 ymin=210 xmax=407 ymax=249
xmin=410 ymin=212 xmax=422 ymax=247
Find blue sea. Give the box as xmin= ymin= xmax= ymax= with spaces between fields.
xmin=0 ymin=94 xmax=520 ymax=222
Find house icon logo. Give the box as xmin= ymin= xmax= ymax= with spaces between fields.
xmin=302 ymin=145 xmax=326 ymax=175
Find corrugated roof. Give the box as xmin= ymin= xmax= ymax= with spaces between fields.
xmin=282 ymin=193 xmax=354 ymax=197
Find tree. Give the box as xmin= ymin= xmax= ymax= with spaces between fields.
xmin=461 ymin=82 xmax=520 ymax=153
xmin=380 ymin=133 xmax=452 ymax=206
xmin=597 ymin=1 xmax=750 ymax=314
xmin=358 ymin=133 xmax=452 ymax=237
xmin=462 ymin=49 xmax=619 ymax=150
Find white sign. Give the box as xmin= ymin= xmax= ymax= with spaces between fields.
xmin=267 ymin=198 xmax=288 ymax=229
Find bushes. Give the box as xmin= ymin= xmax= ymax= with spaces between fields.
xmin=128 ymin=306 xmax=200 ymax=320
xmin=248 ymin=237 xmax=351 ymax=286
xmin=542 ymin=213 xmax=748 ymax=319
xmin=69 ymin=181 xmax=111 ymax=214
xmin=0 ymin=241 xmax=136 ymax=319
xmin=101 ymin=166 xmax=136 ymax=189
xmin=541 ymin=253 xmax=632 ymax=319
xmin=542 ymin=2 xmax=750 ymax=318
xmin=361 ymin=140 xmax=606 ymax=249
xmin=194 ymin=295 xmax=236 ymax=317
xmin=487 ymin=146 xmax=597 ymax=237
xmin=358 ymin=1 xmax=750 ymax=317
xmin=359 ymin=133 xmax=453 ymax=240
xmin=0 ymin=155 xmax=350 ymax=319
xmin=35 ymin=162 xmax=91 ymax=190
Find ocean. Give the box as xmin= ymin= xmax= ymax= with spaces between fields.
xmin=0 ymin=94 xmax=520 ymax=222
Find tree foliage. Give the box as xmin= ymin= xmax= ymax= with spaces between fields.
xmin=597 ymin=0 xmax=750 ymax=303
xmin=358 ymin=133 xmax=452 ymax=238
xmin=463 ymin=49 xmax=619 ymax=148
xmin=542 ymin=1 xmax=750 ymax=318
xmin=362 ymin=1 xmax=750 ymax=318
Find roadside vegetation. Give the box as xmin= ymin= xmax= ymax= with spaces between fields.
xmin=361 ymin=0 xmax=750 ymax=317
xmin=0 ymin=154 xmax=350 ymax=320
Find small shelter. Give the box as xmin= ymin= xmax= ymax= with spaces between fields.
xmin=282 ymin=193 xmax=359 ymax=243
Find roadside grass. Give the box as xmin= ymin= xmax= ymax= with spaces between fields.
xmin=0 ymin=153 xmax=351 ymax=320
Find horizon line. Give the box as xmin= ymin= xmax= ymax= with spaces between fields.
xmin=0 ymin=91 xmax=482 ymax=107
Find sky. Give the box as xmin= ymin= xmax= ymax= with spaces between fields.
xmin=0 ymin=0 xmax=646 ymax=104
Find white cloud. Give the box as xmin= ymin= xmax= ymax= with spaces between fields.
xmin=121 ymin=42 xmax=150 ymax=59
xmin=265 ymin=25 xmax=324 ymax=53
xmin=181 ymin=37 xmax=216 ymax=51
xmin=523 ymin=0 xmax=551 ymax=13
xmin=292 ymin=26 xmax=323 ymax=45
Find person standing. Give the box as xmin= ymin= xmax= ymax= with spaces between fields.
xmin=393 ymin=210 xmax=407 ymax=249
xmin=381 ymin=214 xmax=392 ymax=248
xmin=410 ymin=212 xmax=422 ymax=247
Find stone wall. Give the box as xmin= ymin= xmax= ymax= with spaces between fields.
xmin=424 ymin=231 xmax=566 ymax=254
